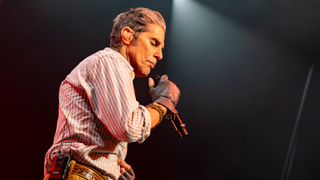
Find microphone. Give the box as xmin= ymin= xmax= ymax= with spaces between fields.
xmin=152 ymin=75 xmax=188 ymax=138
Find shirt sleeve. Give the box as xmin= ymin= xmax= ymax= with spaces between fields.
xmin=79 ymin=52 xmax=151 ymax=144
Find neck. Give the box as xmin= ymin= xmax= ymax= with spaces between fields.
xmin=119 ymin=45 xmax=130 ymax=64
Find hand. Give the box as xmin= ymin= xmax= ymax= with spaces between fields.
xmin=117 ymin=160 xmax=135 ymax=180
xmin=149 ymin=75 xmax=180 ymax=114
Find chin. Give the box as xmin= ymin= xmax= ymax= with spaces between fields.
xmin=135 ymin=69 xmax=151 ymax=77
xmin=136 ymin=73 xmax=149 ymax=78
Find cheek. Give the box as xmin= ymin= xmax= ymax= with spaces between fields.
xmin=144 ymin=52 xmax=154 ymax=61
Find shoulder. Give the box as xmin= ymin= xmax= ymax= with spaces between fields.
xmin=93 ymin=48 xmax=123 ymax=62
xmin=93 ymin=48 xmax=133 ymax=72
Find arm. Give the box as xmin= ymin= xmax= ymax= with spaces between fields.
xmin=146 ymin=102 xmax=167 ymax=128
xmin=147 ymin=75 xmax=180 ymax=127
xmin=82 ymin=53 xmax=151 ymax=143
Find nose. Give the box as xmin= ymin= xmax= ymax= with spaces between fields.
xmin=155 ymin=47 xmax=163 ymax=60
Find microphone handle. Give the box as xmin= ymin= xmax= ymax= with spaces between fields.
xmin=170 ymin=113 xmax=188 ymax=138
xmin=152 ymin=75 xmax=188 ymax=138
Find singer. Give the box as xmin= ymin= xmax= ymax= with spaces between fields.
xmin=43 ymin=7 xmax=181 ymax=180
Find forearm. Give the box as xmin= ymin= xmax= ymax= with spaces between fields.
xmin=146 ymin=102 xmax=167 ymax=128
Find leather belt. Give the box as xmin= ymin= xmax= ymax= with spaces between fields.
xmin=70 ymin=161 xmax=110 ymax=180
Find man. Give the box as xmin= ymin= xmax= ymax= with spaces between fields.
xmin=44 ymin=7 xmax=180 ymax=180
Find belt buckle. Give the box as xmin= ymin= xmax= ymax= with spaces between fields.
xmin=72 ymin=163 xmax=106 ymax=180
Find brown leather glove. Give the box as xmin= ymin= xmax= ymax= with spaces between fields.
xmin=149 ymin=75 xmax=180 ymax=114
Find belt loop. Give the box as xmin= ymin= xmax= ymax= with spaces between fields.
xmin=67 ymin=160 xmax=76 ymax=178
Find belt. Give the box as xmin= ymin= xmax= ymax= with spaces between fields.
xmin=69 ymin=160 xmax=111 ymax=180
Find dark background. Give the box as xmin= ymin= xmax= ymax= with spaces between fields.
xmin=1 ymin=0 xmax=320 ymax=179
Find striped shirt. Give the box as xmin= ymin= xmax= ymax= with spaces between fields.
xmin=44 ymin=48 xmax=151 ymax=180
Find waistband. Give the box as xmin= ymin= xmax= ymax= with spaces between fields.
xmin=69 ymin=160 xmax=113 ymax=180
xmin=44 ymin=160 xmax=113 ymax=180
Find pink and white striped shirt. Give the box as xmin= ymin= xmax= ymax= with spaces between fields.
xmin=44 ymin=48 xmax=151 ymax=180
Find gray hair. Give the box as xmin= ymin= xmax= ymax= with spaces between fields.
xmin=110 ymin=7 xmax=166 ymax=50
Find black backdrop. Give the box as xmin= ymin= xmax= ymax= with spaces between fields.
xmin=1 ymin=0 xmax=320 ymax=180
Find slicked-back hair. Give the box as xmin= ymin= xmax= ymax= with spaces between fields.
xmin=110 ymin=7 xmax=166 ymax=51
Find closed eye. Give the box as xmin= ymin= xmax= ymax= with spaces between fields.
xmin=151 ymin=39 xmax=159 ymax=47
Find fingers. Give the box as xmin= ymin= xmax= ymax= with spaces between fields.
xmin=122 ymin=171 xmax=132 ymax=180
xmin=117 ymin=160 xmax=131 ymax=171
xmin=119 ymin=168 xmax=135 ymax=180
xmin=126 ymin=168 xmax=135 ymax=176
xmin=160 ymin=74 xmax=168 ymax=82
xmin=148 ymin=77 xmax=155 ymax=87
xmin=149 ymin=75 xmax=169 ymax=87
xmin=117 ymin=160 xmax=136 ymax=180
xmin=120 ymin=167 xmax=126 ymax=174
xmin=118 ymin=174 xmax=126 ymax=180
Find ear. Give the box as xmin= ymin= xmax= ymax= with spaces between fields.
xmin=121 ymin=26 xmax=134 ymax=46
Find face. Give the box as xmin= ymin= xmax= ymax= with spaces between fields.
xmin=127 ymin=24 xmax=165 ymax=77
